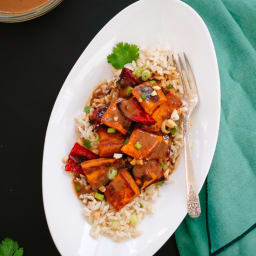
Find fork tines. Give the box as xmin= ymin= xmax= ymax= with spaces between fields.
xmin=176 ymin=53 xmax=199 ymax=100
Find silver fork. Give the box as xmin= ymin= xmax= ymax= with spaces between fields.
xmin=176 ymin=53 xmax=201 ymax=218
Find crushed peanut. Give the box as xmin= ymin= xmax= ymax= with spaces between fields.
xmin=161 ymin=119 xmax=177 ymax=134
xmin=62 ymin=156 xmax=68 ymax=163
xmin=113 ymin=153 xmax=123 ymax=159
xmin=99 ymin=186 xmax=106 ymax=192
xmin=136 ymin=159 xmax=144 ymax=165
xmin=153 ymin=85 xmax=161 ymax=90
xmin=151 ymin=90 xmax=157 ymax=96
xmin=171 ymin=109 xmax=179 ymax=121
xmin=130 ymin=159 xmax=136 ymax=165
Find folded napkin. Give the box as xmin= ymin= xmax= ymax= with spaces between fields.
xmin=175 ymin=0 xmax=256 ymax=255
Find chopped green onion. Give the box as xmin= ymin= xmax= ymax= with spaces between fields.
xmin=107 ymin=128 xmax=117 ymax=133
xmin=151 ymin=80 xmax=157 ymax=85
xmin=84 ymin=106 xmax=91 ymax=113
xmin=124 ymin=138 xmax=129 ymax=145
xmin=130 ymin=215 xmax=137 ymax=225
xmin=108 ymin=168 xmax=118 ymax=180
xmin=75 ymin=185 xmax=81 ymax=191
xmin=126 ymin=86 xmax=133 ymax=96
xmin=94 ymin=192 xmax=104 ymax=201
xmin=170 ymin=127 xmax=176 ymax=135
xmin=156 ymin=181 xmax=164 ymax=186
xmin=111 ymin=220 xmax=120 ymax=229
xmin=83 ymin=139 xmax=91 ymax=149
xmin=135 ymin=67 xmax=144 ymax=78
xmin=135 ymin=142 xmax=142 ymax=149
xmin=139 ymin=203 xmax=143 ymax=208
xmin=141 ymin=69 xmax=151 ymax=81
xmin=160 ymin=162 xmax=165 ymax=168
xmin=168 ymin=84 xmax=173 ymax=89
xmin=141 ymin=93 xmax=147 ymax=100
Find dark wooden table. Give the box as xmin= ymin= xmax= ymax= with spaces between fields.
xmin=0 ymin=1 xmax=179 ymax=255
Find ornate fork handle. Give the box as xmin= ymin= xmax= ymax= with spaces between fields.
xmin=183 ymin=118 xmax=201 ymax=218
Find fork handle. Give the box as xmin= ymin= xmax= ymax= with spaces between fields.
xmin=183 ymin=122 xmax=201 ymax=218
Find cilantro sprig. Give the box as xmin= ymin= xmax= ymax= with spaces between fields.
xmin=107 ymin=42 xmax=139 ymax=69
xmin=0 ymin=238 xmax=23 ymax=256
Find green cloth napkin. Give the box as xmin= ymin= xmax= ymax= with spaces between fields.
xmin=175 ymin=0 xmax=256 ymax=255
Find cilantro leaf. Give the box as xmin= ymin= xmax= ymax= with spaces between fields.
xmin=13 ymin=249 xmax=23 ymax=256
xmin=0 ymin=238 xmax=23 ymax=256
xmin=107 ymin=42 xmax=139 ymax=69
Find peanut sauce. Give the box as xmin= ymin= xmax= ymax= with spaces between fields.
xmin=0 ymin=0 xmax=51 ymax=13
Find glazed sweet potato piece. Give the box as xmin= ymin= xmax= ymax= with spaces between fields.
xmin=141 ymin=91 xmax=182 ymax=132
xmin=105 ymin=169 xmax=140 ymax=211
xmin=98 ymin=128 xmax=125 ymax=157
xmin=133 ymin=167 xmax=157 ymax=190
xmin=166 ymin=90 xmax=183 ymax=110
xmin=133 ymin=160 xmax=164 ymax=189
xmin=132 ymin=82 xmax=167 ymax=114
xmin=141 ymin=103 xmax=171 ymax=132
xmin=121 ymin=129 xmax=162 ymax=159
xmin=81 ymin=158 xmax=120 ymax=190
xmin=148 ymin=138 xmax=170 ymax=160
xmin=101 ymin=98 xmax=131 ymax=135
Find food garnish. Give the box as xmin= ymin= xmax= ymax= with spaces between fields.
xmin=108 ymin=168 xmax=118 ymax=180
xmin=94 ymin=191 xmax=104 ymax=201
xmin=134 ymin=67 xmax=144 ymax=78
xmin=141 ymin=69 xmax=151 ymax=81
xmin=135 ymin=142 xmax=142 ymax=149
xmin=107 ymin=128 xmax=117 ymax=134
xmin=0 ymin=238 xmax=23 ymax=256
xmin=84 ymin=105 xmax=91 ymax=113
xmin=107 ymin=42 xmax=139 ymax=69
xmin=83 ymin=139 xmax=91 ymax=149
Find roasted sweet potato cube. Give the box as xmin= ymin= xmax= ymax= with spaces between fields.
xmin=121 ymin=129 xmax=162 ymax=159
xmin=166 ymin=90 xmax=182 ymax=110
xmin=134 ymin=167 xmax=158 ymax=190
xmin=133 ymin=160 xmax=164 ymax=189
xmin=132 ymin=82 xmax=167 ymax=114
xmin=141 ymin=103 xmax=171 ymax=132
xmin=98 ymin=128 xmax=125 ymax=157
xmin=105 ymin=169 xmax=139 ymax=211
xmin=141 ymin=91 xmax=182 ymax=132
xmin=148 ymin=138 xmax=169 ymax=160
xmin=101 ymin=98 xmax=131 ymax=135
xmin=152 ymin=103 xmax=172 ymax=130
xmin=81 ymin=158 xmax=119 ymax=190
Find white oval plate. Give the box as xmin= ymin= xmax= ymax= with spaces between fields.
xmin=42 ymin=0 xmax=220 ymax=255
